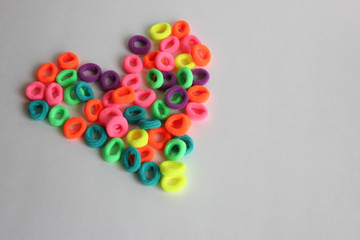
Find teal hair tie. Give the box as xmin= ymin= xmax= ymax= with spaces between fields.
xmin=28 ymin=100 xmax=49 ymax=120
xmin=48 ymin=105 xmax=69 ymax=127
xmin=75 ymin=81 xmax=94 ymax=102
xmin=121 ymin=146 xmax=141 ymax=172
xmin=138 ymin=118 xmax=161 ymax=129
xmin=84 ymin=124 xmax=108 ymax=148
xmin=174 ymin=135 xmax=194 ymax=155
xmin=138 ymin=161 xmax=161 ymax=186
xmin=124 ymin=106 xmax=146 ymax=124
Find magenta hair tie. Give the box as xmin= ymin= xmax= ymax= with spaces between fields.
xmin=100 ymin=70 xmax=120 ymax=91
xmin=134 ymin=89 xmax=156 ymax=108
xmin=155 ymin=52 xmax=175 ymax=71
xmin=123 ymin=54 xmax=143 ymax=74
xmin=78 ymin=63 xmax=102 ymax=83
xmin=128 ymin=35 xmax=152 ymax=55
xmin=45 ymin=82 xmax=63 ymax=106
xmin=164 ymin=85 xmax=189 ymax=109
xmin=25 ymin=81 xmax=46 ymax=100
xmin=106 ymin=116 xmax=128 ymax=138
xmin=98 ymin=106 xmax=123 ymax=126
xmin=120 ymin=74 xmax=142 ymax=90
xmin=192 ymin=68 xmax=209 ymax=86
xmin=160 ymin=71 xmax=177 ymax=91
xmin=180 ymin=35 xmax=201 ymax=53
xmin=185 ymin=102 xmax=208 ymax=120
xmin=159 ymin=36 xmax=180 ymax=54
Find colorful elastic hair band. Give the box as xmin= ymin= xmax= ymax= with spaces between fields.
xmin=164 ymin=85 xmax=189 ymax=109
xmin=102 ymin=138 xmax=125 ymax=162
xmin=180 ymin=35 xmax=201 ymax=53
xmin=84 ymin=124 xmax=108 ymax=148
xmin=146 ymin=68 xmax=164 ymax=89
xmin=28 ymin=100 xmax=49 ymax=120
xmin=172 ymin=20 xmax=190 ymax=40
xmin=56 ymin=69 xmax=78 ymax=87
xmin=37 ymin=63 xmax=58 ymax=83
xmin=128 ymin=35 xmax=152 ymax=55
xmin=123 ymin=106 xmax=146 ymax=124
xmin=121 ymin=146 xmax=141 ymax=172
xmin=149 ymin=22 xmax=172 ymax=40
xmin=138 ymin=118 xmax=162 ymax=130
xmin=106 ymin=116 xmax=128 ymax=138
xmin=160 ymin=161 xmax=186 ymax=177
xmin=192 ymin=68 xmax=210 ymax=86
xmin=64 ymin=85 xmax=82 ymax=105
xmin=174 ymin=54 xmax=195 ymax=70
xmin=77 ymin=63 xmax=102 ymax=83
xmin=126 ymin=129 xmax=148 ymax=148
xmin=151 ymin=99 xmax=171 ymax=121
xmin=112 ymin=87 xmax=135 ymax=104
xmin=138 ymin=161 xmax=161 ymax=186
xmin=143 ymin=51 xmax=160 ymax=69
xmin=159 ymin=71 xmax=177 ymax=91
xmin=98 ymin=106 xmax=123 ymax=126
xmin=165 ymin=113 xmax=191 ymax=137
xmin=160 ymin=175 xmax=186 ymax=192
xmin=136 ymin=145 xmax=155 ymax=163
xmin=101 ymin=90 xmax=117 ymax=107
xmin=75 ymin=81 xmax=94 ymax=102
xmin=25 ymin=81 xmax=46 ymax=100
xmin=164 ymin=139 xmax=186 ymax=160
xmin=159 ymin=36 xmax=180 ymax=54
xmin=123 ymin=54 xmax=143 ymax=74
xmin=155 ymin=52 xmax=175 ymax=71
xmin=63 ymin=117 xmax=87 ymax=139
xmin=134 ymin=89 xmax=156 ymax=108
xmin=120 ymin=74 xmax=142 ymax=90
xmin=48 ymin=105 xmax=69 ymax=127
xmin=187 ymin=85 xmax=210 ymax=103
xmin=148 ymin=127 xmax=172 ymax=150
xmin=173 ymin=135 xmax=194 ymax=155
xmin=185 ymin=102 xmax=208 ymax=120
xmin=100 ymin=70 xmax=120 ymax=92
xmin=45 ymin=82 xmax=63 ymax=106
xmin=177 ymin=67 xmax=193 ymax=89
xmin=57 ymin=52 xmax=79 ymax=69
xmin=84 ymin=99 xmax=104 ymax=122
xmin=191 ymin=44 xmax=211 ymax=67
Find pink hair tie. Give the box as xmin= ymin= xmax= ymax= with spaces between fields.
xmin=180 ymin=35 xmax=201 ymax=53
xmin=25 ymin=81 xmax=46 ymax=100
xmin=155 ymin=52 xmax=174 ymax=71
xmin=159 ymin=36 xmax=180 ymax=54
xmin=45 ymin=82 xmax=63 ymax=106
xmin=120 ymin=74 xmax=142 ymax=90
xmin=106 ymin=116 xmax=128 ymax=138
xmin=98 ymin=106 xmax=123 ymax=126
xmin=134 ymin=89 xmax=156 ymax=108
xmin=123 ymin=54 xmax=143 ymax=74
xmin=185 ymin=102 xmax=208 ymax=120
xmin=102 ymin=90 xmax=120 ymax=107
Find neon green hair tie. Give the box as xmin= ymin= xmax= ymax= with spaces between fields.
xmin=164 ymin=139 xmax=186 ymax=161
xmin=64 ymin=85 xmax=83 ymax=105
xmin=151 ymin=99 xmax=171 ymax=120
xmin=48 ymin=105 xmax=69 ymax=127
xmin=102 ymin=138 xmax=125 ymax=162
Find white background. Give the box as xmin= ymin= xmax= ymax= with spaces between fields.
xmin=1 ymin=0 xmax=360 ymax=239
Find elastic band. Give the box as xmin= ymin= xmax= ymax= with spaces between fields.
xmin=64 ymin=85 xmax=82 ymax=105
xmin=28 ymin=100 xmax=49 ymax=120
xmin=84 ymin=124 xmax=108 ymax=148
xmin=134 ymin=89 xmax=156 ymax=108
xmin=138 ymin=118 xmax=162 ymax=129
xmin=112 ymin=87 xmax=135 ymax=104
xmin=159 ymin=71 xmax=177 ymax=91
xmin=121 ymin=146 xmax=141 ymax=172
xmin=185 ymin=102 xmax=208 ymax=120
xmin=56 ymin=69 xmax=78 ymax=87
xmin=123 ymin=54 xmax=143 ymax=74
xmin=138 ymin=161 xmax=161 ymax=186
xmin=151 ymin=99 xmax=171 ymax=120
xmin=37 ymin=63 xmax=58 ymax=83
xmin=136 ymin=145 xmax=155 ymax=163
xmin=172 ymin=20 xmax=190 ymax=40
xmin=106 ymin=116 xmax=128 ymax=138
xmin=120 ymin=74 xmax=141 ymax=90
xmin=75 ymin=81 xmax=94 ymax=102
xmin=174 ymin=54 xmax=195 ymax=70
xmin=123 ymin=106 xmax=146 ymax=124
xmin=98 ymin=106 xmax=123 ymax=126
xmin=25 ymin=81 xmax=46 ymax=100
xmin=165 ymin=113 xmax=191 ymax=137
xmin=45 ymin=82 xmax=63 ymax=106
xmin=102 ymin=138 xmax=125 ymax=162
xmin=164 ymin=85 xmax=189 ymax=109
xmin=126 ymin=129 xmax=148 ymax=148
xmin=78 ymin=63 xmax=102 ymax=83
xmin=160 ymin=175 xmax=186 ymax=192
xmin=63 ymin=117 xmax=87 ymax=139
xmin=146 ymin=68 xmax=164 ymax=89
xmin=164 ymin=139 xmax=186 ymax=160
xmin=177 ymin=67 xmax=193 ymax=89
xmin=159 ymin=36 xmax=180 ymax=54
xmin=187 ymin=85 xmax=210 ymax=103
xmin=148 ymin=127 xmax=172 ymax=150
xmin=101 ymin=90 xmax=117 ymax=107
xmin=100 ymin=70 xmax=120 ymax=92
xmin=149 ymin=23 xmax=172 ymax=40
xmin=128 ymin=35 xmax=152 ymax=55
xmin=48 ymin=105 xmax=69 ymax=127
xmin=174 ymin=135 xmax=194 ymax=155
xmin=180 ymin=35 xmax=201 ymax=53
xmin=191 ymin=68 xmax=210 ymax=86
xmin=84 ymin=99 xmax=104 ymax=122
xmin=191 ymin=44 xmax=211 ymax=67
xmin=155 ymin=52 xmax=175 ymax=71
xmin=160 ymin=161 xmax=187 ymax=177
xmin=143 ymin=51 xmax=160 ymax=69
xmin=57 ymin=52 xmax=79 ymax=69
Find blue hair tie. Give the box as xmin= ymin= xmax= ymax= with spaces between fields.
xmin=28 ymin=100 xmax=49 ymax=120
xmin=138 ymin=161 xmax=161 ymax=186
xmin=138 ymin=118 xmax=161 ymax=129
xmin=121 ymin=146 xmax=141 ymax=172
xmin=124 ymin=106 xmax=146 ymax=124
xmin=84 ymin=124 xmax=108 ymax=148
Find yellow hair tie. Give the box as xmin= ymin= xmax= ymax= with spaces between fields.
xmin=149 ymin=23 xmax=172 ymax=41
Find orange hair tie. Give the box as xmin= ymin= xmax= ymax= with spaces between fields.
xmin=148 ymin=127 xmax=172 ymax=150
xmin=143 ymin=51 xmax=160 ymax=69
xmin=36 ymin=63 xmax=58 ymax=83
xmin=112 ymin=87 xmax=135 ymax=104
xmin=187 ymin=85 xmax=210 ymax=103
xmin=84 ymin=99 xmax=104 ymax=122
xmin=172 ymin=20 xmax=190 ymax=40
xmin=137 ymin=145 xmax=155 ymax=163
xmin=63 ymin=117 xmax=87 ymax=139
xmin=57 ymin=52 xmax=79 ymax=69
xmin=191 ymin=44 xmax=211 ymax=67
xmin=165 ymin=113 xmax=191 ymax=137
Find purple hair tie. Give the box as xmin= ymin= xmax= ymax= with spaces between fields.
xmin=100 ymin=70 xmax=120 ymax=91
xmin=128 ymin=35 xmax=152 ymax=55
xmin=192 ymin=68 xmax=209 ymax=86
xmin=160 ymin=71 xmax=177 ymax=91
xmin=78 ymin=63 xmax=102 ymax=83
xmin=164 ymin=85 xmax=189 ymax=109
